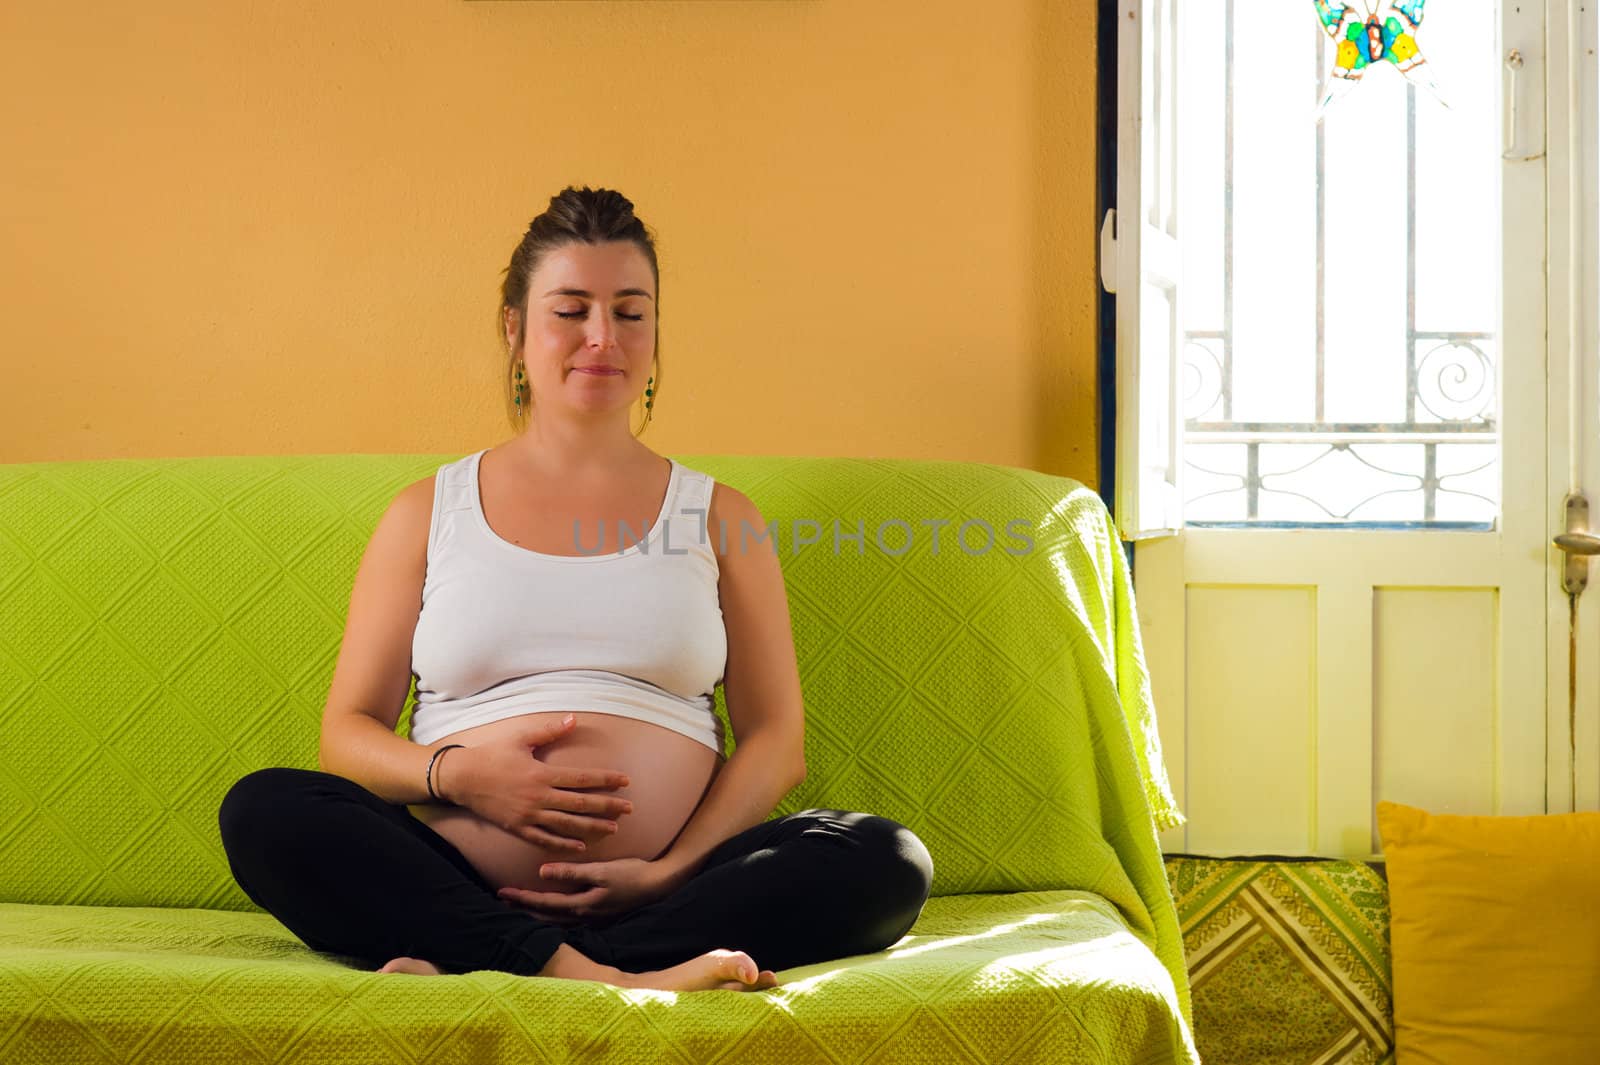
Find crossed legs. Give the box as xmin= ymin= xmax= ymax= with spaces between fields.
xmin=218 ymin=768 xmax=933 ymax=987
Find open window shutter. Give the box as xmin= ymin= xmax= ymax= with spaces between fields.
xmin=1104 ymin=0 xmax=1183 ymax=540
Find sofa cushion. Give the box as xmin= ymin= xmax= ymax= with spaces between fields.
xmin=1164 ymin=855 xmax=1394 ymax=1065
xmin=0 ymin=891 xmax=1190 ymax=1065
xmin=1377 ymin=800 xmax=1600 ymax=1065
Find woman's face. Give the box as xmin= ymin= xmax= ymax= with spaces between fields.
xmin=511 ymin=241 xmax=657 ymax=420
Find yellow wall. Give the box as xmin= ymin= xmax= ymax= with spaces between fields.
xmin=0 ymin=0 xmax=1100 ymax=484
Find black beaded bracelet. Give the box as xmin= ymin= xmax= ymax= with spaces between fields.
xmin=426 ymin=744 xmax=465 ymax=803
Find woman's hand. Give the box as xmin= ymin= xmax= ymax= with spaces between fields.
xmin=435 ymin=713 xmax=633 ymax=852
xmin=496 ymin=857 xmax=678 ymax=919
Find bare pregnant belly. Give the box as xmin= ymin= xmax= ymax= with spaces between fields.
xmin=409 ymin=711 xmax=722 ymax=896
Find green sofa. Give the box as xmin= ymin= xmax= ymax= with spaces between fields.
xmin=0 ymin=451 xmax=1197 ymax=1064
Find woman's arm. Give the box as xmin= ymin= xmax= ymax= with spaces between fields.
xmin=651 ymin=484 xmax=808 ymax=892
xmin=318 ymin=477 xmax=442 ymax=803
xmin=319 ymin=477 xmax=629 ymax=850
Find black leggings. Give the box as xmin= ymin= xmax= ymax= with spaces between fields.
xmin=217 ymin=767 xmax=934 ymax=977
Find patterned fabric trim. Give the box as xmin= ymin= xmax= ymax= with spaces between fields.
xmin=1165 ymin=856 xmax=1394 ymax=1065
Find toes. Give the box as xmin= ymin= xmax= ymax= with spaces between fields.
xmin=713 ymin=950 xmax=757 ymax=984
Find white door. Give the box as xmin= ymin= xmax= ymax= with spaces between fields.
xmin=1114 ymin=0 xmax=1599 ymax=860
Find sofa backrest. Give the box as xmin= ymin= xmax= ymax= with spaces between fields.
xmin=0 ymin=452 xmax=1127 ymax=910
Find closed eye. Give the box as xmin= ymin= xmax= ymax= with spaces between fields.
xmin=556 ymin=311 xmax=644 ymax=321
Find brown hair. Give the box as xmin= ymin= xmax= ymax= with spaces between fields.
xmin=499 ymin=186 xmax=662 ymax=435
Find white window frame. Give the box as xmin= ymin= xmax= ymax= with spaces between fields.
xmin=1106 ymin=0 xmax=1184 ymax=540
xmin=1106 ymin=0 xmax=1592 ymax=541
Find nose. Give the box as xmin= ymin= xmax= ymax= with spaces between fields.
xmin=587 ymin=318 xmax=617 ymax=350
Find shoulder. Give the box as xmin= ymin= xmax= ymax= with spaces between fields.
xmin=402 ymin=471 xmax=437 ymax=503
xmin=393 ymin=472 xmax=438 ymax=523
xmin=365 ymin=473 xmax=437 ymax=564
xmin=707 ymin=481 xmax=769 ymax=541
xmin=705 ymin=481 xmax=788 ymax=580
xmin=390 ymin=451 xmax=475 ymax=524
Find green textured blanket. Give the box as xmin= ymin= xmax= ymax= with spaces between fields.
xmin=666 ymin=455 xmax=1190 ymax=1018
xmin=0 ymin=452 xmax=1192 ymax=1062
xmin=1 ymin=892 xmax=1188 ymax=1064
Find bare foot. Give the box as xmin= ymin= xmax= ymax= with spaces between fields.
xmin=539 ymin=943 xmax=778 ymax=992
xmin=378 ymin=956 xmax=443 ymax=976
xmin=623 ymin=950 xmax=781 ymax=993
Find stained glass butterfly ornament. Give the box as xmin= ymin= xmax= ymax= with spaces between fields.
xmin=1313 ymin=0 xmax=1448 ymax=119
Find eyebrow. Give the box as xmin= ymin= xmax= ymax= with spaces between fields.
xmin=543 ymin=287 xmax=654 ymax=300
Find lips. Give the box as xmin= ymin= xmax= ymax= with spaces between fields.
xmin=574 ymin=367 xmax=622 ymax=375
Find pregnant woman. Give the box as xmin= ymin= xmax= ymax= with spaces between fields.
xmin=217 ymin=185 xmax=934 ymax=992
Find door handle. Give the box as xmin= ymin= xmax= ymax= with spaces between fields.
xmin=1553 ymin=532 xmax=1600 ymax=556
xmin=1555 ymin=494 xmax=1595 ymax=594
xmin=1502 ymin=49 xmax=1546 ymax=162
xmin=1099 ymin=209 xmax=1118 ymax=294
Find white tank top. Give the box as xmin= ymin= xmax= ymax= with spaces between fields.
xmin=408 ymin=448 xmax=728 ymax=753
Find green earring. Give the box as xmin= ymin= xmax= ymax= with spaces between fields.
xmin=645 ymin=375 xmax=653 ymax=410
xmin=513 ymin=361 xmax=525 ymax=409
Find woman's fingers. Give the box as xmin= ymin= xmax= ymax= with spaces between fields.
xmin=518 ymin=713 xmax=578 ymax=750
xmin=499 ymin=885 xmax=606 ymax=913
xmin=514 ymin=812 xmax=617 ymax=849
xmin=541 ymin=787 xmax=634 ymax=819
xmin=545 ymin=767 xmax=631 ymax=791
xmin=539 ymin=809 xmax=619 ymax=839
xmin=518 ymin=824 xmax=589 ymax=851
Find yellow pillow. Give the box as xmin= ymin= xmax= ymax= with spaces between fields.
xmin=1376 ymin=800 xmax=1600 ymax=1065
